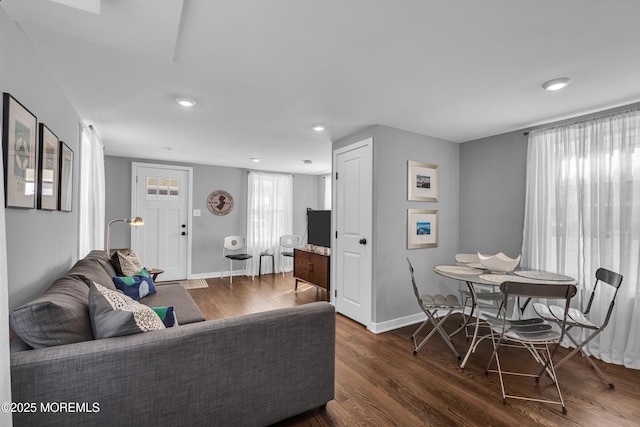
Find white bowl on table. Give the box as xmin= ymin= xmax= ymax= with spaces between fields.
xmin=478 ymin=252 xmax=521 ymax=273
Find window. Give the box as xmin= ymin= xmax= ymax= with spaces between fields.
xmin=523 ymin=108 xmax=640 ymax=368
xmin=246 ymin=172 xmax=293 ymax=274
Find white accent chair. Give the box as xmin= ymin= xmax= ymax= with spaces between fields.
xmin=221 ymin=236 xmax=253 ymax=283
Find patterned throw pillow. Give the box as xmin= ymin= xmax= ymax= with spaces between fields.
xmin=111 ymin=249 xmax=144 ymax=277
xmin=89 ymin=282 xmax=165 ymax=339
xmin=112 ymin=268 xmax=157 ymax=300
xmin=151 ymin=306 xmax=177 ymax=328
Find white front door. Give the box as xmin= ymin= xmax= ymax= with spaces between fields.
xmin=131 ymin=163 xmax=192 ymax=281
xmin=333 ymin=138 xmax=373 ymax=328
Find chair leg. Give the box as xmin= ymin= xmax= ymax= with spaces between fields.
xmin=412 ymin=309 xmax=459 ymax=359
xmin=554 ymin=330 xmax=614 ymax=388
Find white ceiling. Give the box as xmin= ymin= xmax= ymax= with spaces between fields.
xmin=3 ymin=0 xmax=640 ymax=175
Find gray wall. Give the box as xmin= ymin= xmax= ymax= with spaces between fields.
xmin=105 ymin=156 xmax=320 ymax=276
xmin=1 ymin=16 xmax=81 ymax=311
xmin=334 ymin=125 xmax=460 ymax=327
xmin=459 ymin=130 xmax=528 ymax=258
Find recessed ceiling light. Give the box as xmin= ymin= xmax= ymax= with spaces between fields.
xmin=161 ymin=146 xmax=175 ymax=152
xmin=303 ymin=160 xmax=313 ymax=164
xmin=251 ymin=158 xmax=261 ymax=163
xmin=542 ymin=77 xmax=571 ymax=91
xmin=311 ymin=124 xmax=326 ymax=132
xmin=176 ymin=97 xmax=196 ymax=107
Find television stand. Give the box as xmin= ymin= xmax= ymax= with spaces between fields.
xmin=294 ymin=247 xmax=330 ymax=301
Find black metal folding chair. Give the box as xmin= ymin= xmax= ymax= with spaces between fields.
xmin=533 ymin=267 xmax=623 ymax=388
xmin=407 ymin=258 xmax=464 ymax=359
xmin=485 ymin=281 xmax=577 ymax=414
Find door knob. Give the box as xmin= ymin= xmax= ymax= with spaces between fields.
xmin=359 ymin=238 xmax=367 ymax=245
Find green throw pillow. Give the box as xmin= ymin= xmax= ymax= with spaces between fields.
xmin=151 ymin=306 xmax=177 ymax=328
xmin=89 ymin=282 xmax=165 ymax=339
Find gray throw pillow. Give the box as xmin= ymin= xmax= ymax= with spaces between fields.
xmin=10 ymin=275 xmax=94 ymax=348
xmin=89 ymin=282 xmax=165 ymax=339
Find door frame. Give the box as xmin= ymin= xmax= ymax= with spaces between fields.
xmin=332 ymin=137 xmax=374 ymax=330
xmin=131 ymin=162 xmax=194 ymax=279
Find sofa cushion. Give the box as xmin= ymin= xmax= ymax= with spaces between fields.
xmin=111 ymin=249 xmax=144 ymax=276
xmin=84 ymin=250 xmax=112 ymax=262
xmin=67 ymin=258 xmax=116 ymax=290
xmin=140 ymin=284 xmax=206 ymax=325
xmin=150 ymin=306 xmax=177 ymax=327
xmin=10 ymin=275 xmax=94 ymax=348
xmin=112 ymin=268 xmax=157 ymax=300
xmin=89 ymin=282 xmax=165 ymax=339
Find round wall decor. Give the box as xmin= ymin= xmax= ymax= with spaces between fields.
xmin=207 ymin=190 xmax=234 ymax=216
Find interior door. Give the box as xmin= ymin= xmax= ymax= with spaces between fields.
xmin=333 ymin=138 xmax=373 ymax=328
xmin=132 ymin=163 xmax=191 ymax=281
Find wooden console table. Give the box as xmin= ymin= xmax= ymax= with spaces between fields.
xmin=294 ymin=247 xmax=330 ymax=301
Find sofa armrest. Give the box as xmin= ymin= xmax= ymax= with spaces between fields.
xmin=11 ymin=302 xmax=335 ymax=427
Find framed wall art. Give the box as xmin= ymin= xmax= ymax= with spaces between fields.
xmin=58 ymin=141 xmax=73 ymax=211
xmin=2 ymin=93 xmax=38 ymax=208
xmin=37 ymin=123 xmax=60 ymax=210
xmin=407 ymin=160 xmax=438 ymax=202
xmin=407 ymin=209 xmax=438 ymax=249
xmin=207 ymin=190 xmax=234 ymax=216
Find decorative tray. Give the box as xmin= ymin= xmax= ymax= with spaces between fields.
xmin=465 ymin=262 xmax=484 ymax=269
xmin=479 ymin=274 xmax=539 ymax=283
xmin=435 ymin=265 xmax=483 ymax=275
xmin=513 ymin=270 xmax=574 ymax=281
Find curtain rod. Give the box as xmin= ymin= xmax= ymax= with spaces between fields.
xmin=247 ymin=170 xmax=294 ymax=177
xmin=524 ymin=104 xmax=640 ymax=136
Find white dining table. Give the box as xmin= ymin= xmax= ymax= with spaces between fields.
xmin=433 ymin=264 xmax=576 ymax=369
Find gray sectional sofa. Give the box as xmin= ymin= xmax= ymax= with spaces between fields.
xmin=9 ymin=250 xmax=335 ymax=426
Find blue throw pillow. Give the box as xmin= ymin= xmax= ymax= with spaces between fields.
xmin=112 ymin=268 xmax=157 ymax=300
xmin=151 ymin=306 xmax=177 ymax=328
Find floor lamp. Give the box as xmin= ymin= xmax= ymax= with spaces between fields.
xmin=106 ymin=216 xmax=144 ymax=254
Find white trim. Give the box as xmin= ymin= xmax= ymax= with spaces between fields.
xmin=188 ymin=270 xmax=258 ymax=280
xmin=369 ymin=312 xmax=426 ymax=334
xmin=131 ymin=162 xmax=193 ymax=279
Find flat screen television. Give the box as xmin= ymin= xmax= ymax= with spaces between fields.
xmin=307 ymin=209 xmax=331 ymax=248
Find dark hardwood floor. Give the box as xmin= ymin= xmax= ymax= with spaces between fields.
xmin=186 ymin=273 xmax=640 ymax=427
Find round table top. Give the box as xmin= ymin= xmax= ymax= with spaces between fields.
xmin=433 ymin=264 xmax=576 ymax=285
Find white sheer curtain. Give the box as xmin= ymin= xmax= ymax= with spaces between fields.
xmin=78 ymin=125 xmax=105 ymax=257
xmin=323 ymin=175 xmax=332 ymax=210
xmin=247 ymin=172 xmax=293 ymax=275
xmin=522 ymin=108 xmax=640 ymax=369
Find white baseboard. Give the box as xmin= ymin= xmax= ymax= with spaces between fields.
xmin=369 ymin=312 xmax=426 ymax=334
xmin=188 ymin=270 xmax=249 ymax=280
xmin=368 ymin=308 xmax=470 ymax=334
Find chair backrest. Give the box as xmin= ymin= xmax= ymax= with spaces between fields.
xmin=500 ymin=281 xmax=578 ymax=339
xmin=500 ymin=281 xmax=577 ymax=300
xmin=584 ymin=267 xmax=623 ymax=322
xmin=223 ymin=236 xmax=246 ymax=251
xmin=406 ymin=258 xmax=422 ymax=305
xmin=455 ymin=253 xmax=480 ymax=264
xmin=280 ymin=235 xmax=302 ymax=249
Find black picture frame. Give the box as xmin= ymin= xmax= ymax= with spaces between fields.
xmin=2 ymin=93 xmax=38 ymax=208
xmin=37 ymin=123 xmax=60 ymax=210
xmin=58 ymin=141 xmax=73 ymax=212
